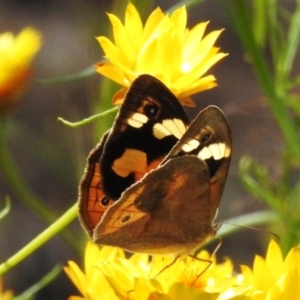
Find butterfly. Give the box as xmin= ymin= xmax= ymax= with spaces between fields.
xmin=79 ymin=74 xmax=190 ymax=238
xmin=79 ymin=74 xmax=232 ymax=256
xmin=94 ymin=105 xmax=232 ymax=255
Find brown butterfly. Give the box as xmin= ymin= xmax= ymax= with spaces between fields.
xmin=79 ymin=74 xmax=190 ymax=238
xmin=93 ymin=106 xmax=232 ymax=255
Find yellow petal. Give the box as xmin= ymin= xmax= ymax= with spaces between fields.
xmin=97 ymin=36 xmax=131 ymax=71
xmin=84 ymin=242 xmax=101 ymax=275
xmin=175 ymin=75 xmax=217 ymax=98
xmin=112 ymin=87 xmax=128 ymax=104
xmin=147 ymin=291 xmax=173 ymax=300
xmin=107 ymin=13 xmax=136 ymax=65
xmin=240 ymin=265 xmax=254 ymax=284
xmin=265 ymin=240 xmax=284 ymax=280
xmin=144 ymin=7 xmax=165 ymax=39
xmin=167 ymin=282 xmax=212 ymax=300
xmin=64 ymin=261 xmax=89 ymax=296
xmin=266 ymin=268 xmax=300 ymax=300
xmin=170 ymin=6 xmax=187 ymax=36
xmin=187 ymin=30 xmax=224 ymax=71
xmin=284 ymin=244 xmax=300 ymax=272
xmin=136 ymin=38 xmax=160 ymax=74
xmin=182 ymin=22 xmax=209 ymax=58
xmin=159 ymin=33 xmax=183 ymax=80
xmin=125 ymin=3 xmax=144 ymax=52
xmin=96 ymin=62 xmax=128 ymax=86
xmin=134 ymin=277 xmax=164 ymax=300
xmin=102 ymin=246 xmax=125 ymax=260
xmin=177 ymin=96 xmax=196 ymax=107
xmin=0 ymin=27 xmax=41 ymax=111
xmin=279 ymin=268 xmax=300 ymax=300
xmin=252 ymin=255 xmax=272 ymax=290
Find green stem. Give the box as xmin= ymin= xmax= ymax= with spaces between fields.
xmin=0 ymin=119 xmax=79 ymax=250
xmin=34 ymin=65 xmax=96 ymax=86
xmin=58 ymin=106 xmax=118 ymax=127
xmin=222 ymin=0 xmax=300 ymax=163
xmin=0 ymin=196 xmax=11 ymax=219
xmin=14 ymin=265 xmax=61 ymax=300
xmin=0 ymin=203 xmax=77 ymax=276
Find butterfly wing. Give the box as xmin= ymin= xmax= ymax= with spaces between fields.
xmin=78 ymin=132 xmax=115 ymax=237
xmin=94 ymin=106 xmax=232 ymax=254
xmin=165 ymin=105 xmax=232 ymax=223
xmin=100 ymin=74 xmax=190 ymax=199
xmin=94 ymin=156 xmax=212 ymax=254
xmin=79 ymin=74 xmax=190 ymax=237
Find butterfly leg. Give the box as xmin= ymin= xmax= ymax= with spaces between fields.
xmin=152 ymin=255 xmax=181 ymax=279
xmin=190 ymin=237 xmax=222 ymax=286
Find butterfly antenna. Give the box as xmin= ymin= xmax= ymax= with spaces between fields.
xmin=223 ymin=222 xmax=280 ymax=241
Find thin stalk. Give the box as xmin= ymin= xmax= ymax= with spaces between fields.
xmin=225 ymin=0 xmax=300 ymax=164
xmin=0 ymin=119 xmax=79 ymax=250
xmin=0 ymin=203 xmax=77 ymax=276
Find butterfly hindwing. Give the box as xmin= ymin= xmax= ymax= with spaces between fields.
xmin=95 ymin=106 xmax=232 ymax=254
xmin=94 ymin=156 xmax=212 ymax=254
xmin=165 ymin=105 xmax=232 ymax=221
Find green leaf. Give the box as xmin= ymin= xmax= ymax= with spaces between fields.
xmin=252 ymin=0 xmax=268 ymax=47
xmin=14 ymin=265 xmax=61 ymax=300
xmin=0 ymin=196 xmax=11 ymax=220
xmin=278 ymin=2 xmax=300 ymax=82
xmin=34 ymin=65 xmax=97 ymax=85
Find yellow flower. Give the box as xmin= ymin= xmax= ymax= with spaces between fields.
xmin=64 ymin=242 xmax=121 ymax=300
xmin=65 ymin=242 xmax=251 ymax=300
xmin=0 ymin=27 xmax=41 ymax=113
xmin=0 ymin=279 xmax=14 ymax=300
xmin=96 ymin=3 xmax=227 ymax=106
xmin=240 ymin=240 xmax=300 ymax=300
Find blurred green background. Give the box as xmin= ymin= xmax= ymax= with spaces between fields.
xmin=0 ymin=0 xmax=298 ymax=299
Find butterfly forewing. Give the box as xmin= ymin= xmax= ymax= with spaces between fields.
xmin=78 ymin=74 xmax=190 ymax=237
xmin=99 ymin=75 xmax=190 ymax=200
xmin=78 ymin=132 xmax=115 ymax=237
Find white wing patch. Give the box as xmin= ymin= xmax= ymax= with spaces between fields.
xmin=127 ymin=113 xmax=148 ymax=128
xmin=198 ymin=143 xmax=230 ymax=160
xmin=209 ymin=144 xmax=223 ymax=160
xmin=153 ymin=118 xmax=186 ymax=140
xmin=174 ymin=118 xmax=187 ymax=136
xmin=224 ymin=145 xmax=231 ymax=158
xmin=198 ymin=146 xmax=212 ymax=160
xmin=182 ymin=139 xmax=200 ymax=153
xmin=153 ymin=123 xmax=172 ymax=139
